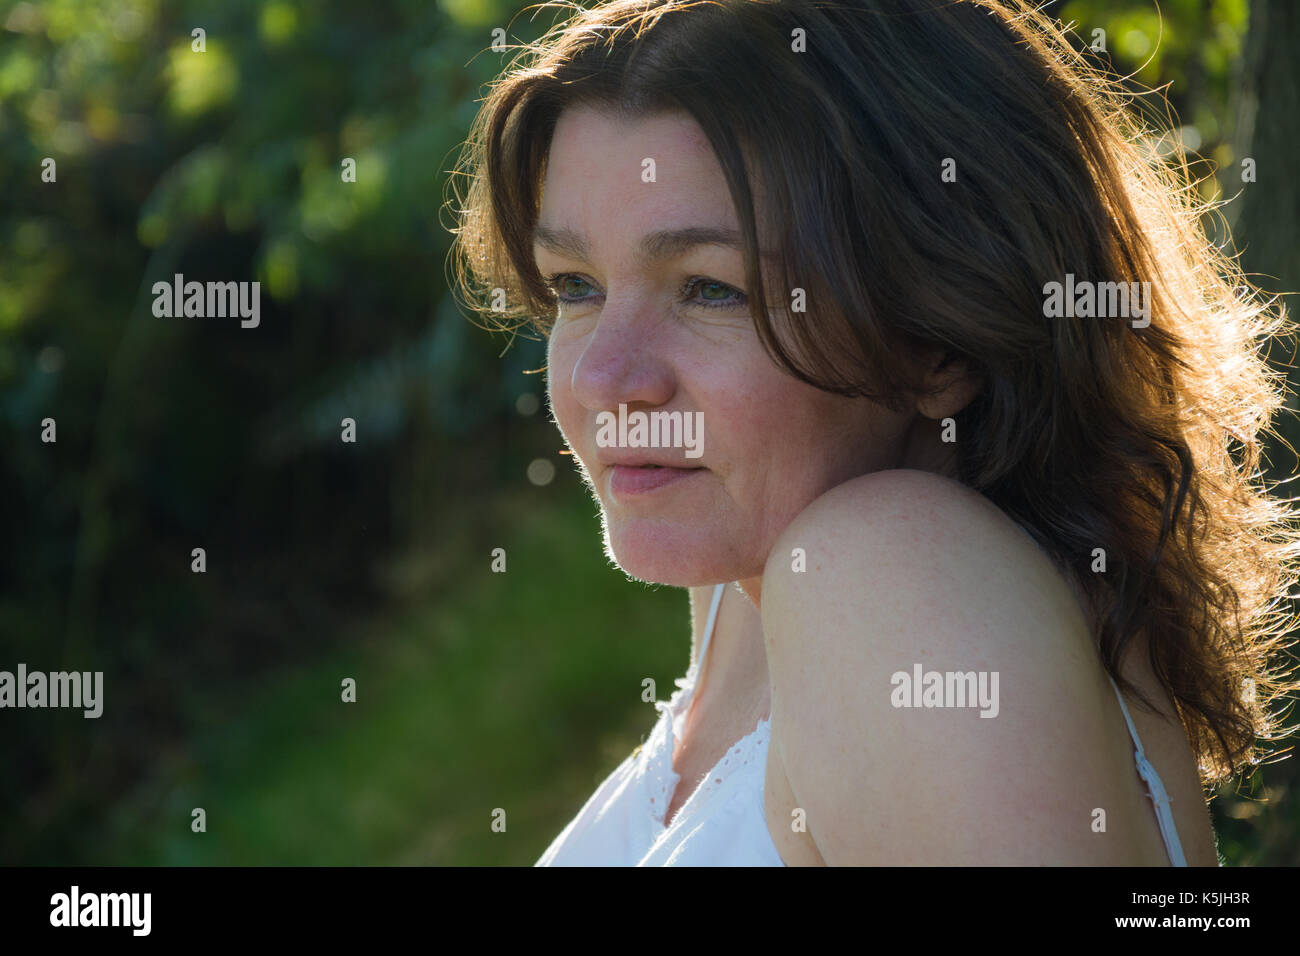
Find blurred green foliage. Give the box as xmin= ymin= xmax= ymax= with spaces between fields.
xmin=0 ymin=0 xmax=1295 ymax=865
xmin=0 ymin=0 xmax=573 ymax=864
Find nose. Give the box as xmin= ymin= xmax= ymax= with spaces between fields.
xmin=569 ymin=299 xmax=676 ymax=413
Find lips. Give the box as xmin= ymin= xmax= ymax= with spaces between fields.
xmin=606 ymin=461 xmax=705 ymax=496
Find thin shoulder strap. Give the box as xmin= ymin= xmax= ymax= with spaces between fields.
xmin=1107 ymin=674 xmax=1188 ymax=866
xmin=694 ymin=583 xmax=726 ymax=685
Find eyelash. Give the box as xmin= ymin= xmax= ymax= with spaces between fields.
xmin=542 ymin=273 xmax=748 ymax=310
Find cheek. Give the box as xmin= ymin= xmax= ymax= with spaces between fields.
xmin=740 ymin=383 xmax=882 ymax=488
xmin=546 ymin=335 xmax=584 ymax=442
xmin=735 ymin=378 xmax=824 ymax=449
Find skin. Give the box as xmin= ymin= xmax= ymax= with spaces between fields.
xmin=538 ymin=106 xmax=976 ymax=605
xmin=535 ymin=105 xmax=1217 ymax=864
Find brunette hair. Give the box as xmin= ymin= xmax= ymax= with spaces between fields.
xmin=446 ymin=0 xmax=1300 ymax=786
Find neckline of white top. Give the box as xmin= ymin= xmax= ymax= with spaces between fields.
xmin=651 ymin=582 xmax=772 ymax=834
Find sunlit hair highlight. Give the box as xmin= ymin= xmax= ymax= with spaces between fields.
xmin=446 ymin=0 xmax=1300 ymax=787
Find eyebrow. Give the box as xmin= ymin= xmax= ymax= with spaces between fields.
xmin=532 ymin=224 xmax=769 ymax=263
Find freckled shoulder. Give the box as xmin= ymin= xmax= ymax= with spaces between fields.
xmin=759 ymin=468 xmax=1068 ymax=609
xmin=758 ymin=468 xmax=1116 ymax=864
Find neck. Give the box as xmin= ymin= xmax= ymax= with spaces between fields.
xmin=688 ymin=582 xmax=769 ymax=707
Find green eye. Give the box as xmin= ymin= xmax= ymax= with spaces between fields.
xmin=683 ymin=277 xmax=747 ymax=310
xmin=546 ymin=274 xmax=594 ymax=301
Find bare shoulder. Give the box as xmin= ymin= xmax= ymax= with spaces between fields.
xmin=760 ymin=468 xmax=1075 ymax=624
xmin=760 ymin=469 xmax=1141 ymax=864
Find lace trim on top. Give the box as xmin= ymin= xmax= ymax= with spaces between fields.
xmin=645 ymin=644 xmax=771 ymax=832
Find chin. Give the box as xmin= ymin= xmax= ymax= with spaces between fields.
xmin=600 ymin=519 xmax=717 ymax=587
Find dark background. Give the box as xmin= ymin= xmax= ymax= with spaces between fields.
xmin=1 ymin=0 xmax=1296 ymax=864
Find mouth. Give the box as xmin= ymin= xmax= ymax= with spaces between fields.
xmin=607 ymin=462 xmax=705 ymax=496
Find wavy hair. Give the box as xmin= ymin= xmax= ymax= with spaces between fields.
xmin=445 ymin=0 xmax=1300 ymax=786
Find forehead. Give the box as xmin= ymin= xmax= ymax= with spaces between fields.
xmin=539 ymin=107 xmax=738 ymax=227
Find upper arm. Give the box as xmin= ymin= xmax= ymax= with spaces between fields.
xmin=760 ymin=469 xmax=1107 ymax=864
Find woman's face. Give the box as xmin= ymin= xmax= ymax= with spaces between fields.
xmin=538 ymin=106 xmax=920 ymax=591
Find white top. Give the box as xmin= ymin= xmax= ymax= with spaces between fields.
xmin=536 ymin=582 xmax=783 ymax=865
xmin=537 ymin=582 xmax=1187 ymax=866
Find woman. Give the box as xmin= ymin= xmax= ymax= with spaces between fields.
xmin=447 ymin=0 xmax=1299 ymax=865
